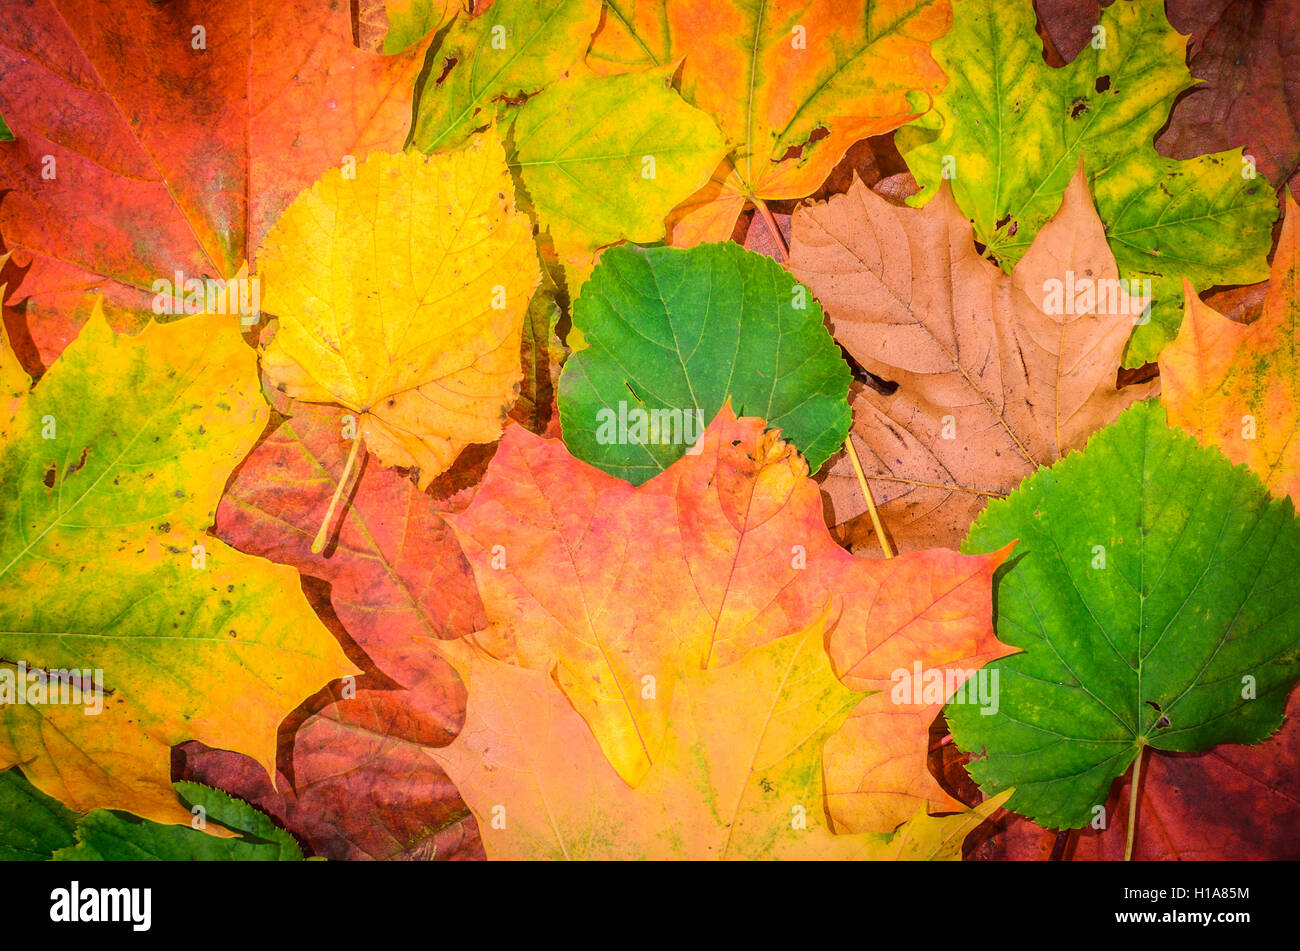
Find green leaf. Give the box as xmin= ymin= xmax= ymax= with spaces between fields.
xmin=897 ymin=0 xmax=1277 ymax=366
xmin=0 ymin=304 xmax=356 ymax=825
xmin=379 ymin=0 xmax=458 ymax=55
xmin=952 ymin=401 xmax=1300 ymax=829
xmin=409 ymin=0 xmax=601 ymax=152
xmin=512 ymin=67 xmax=727 ymax=260
xmin=0 ymin=112 xmax=12 ymax=142
xmin=558 ymin=242 xmax=851 ymax=483
xmin=54 ymin=783 xmax=303 ymax=861
xmin=0 ymin=770 xmax=76 ymax=860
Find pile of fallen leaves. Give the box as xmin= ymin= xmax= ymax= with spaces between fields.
xmin=0 ymin=0 xmax=1296 ymax=861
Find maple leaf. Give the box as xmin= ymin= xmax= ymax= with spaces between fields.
xmin=1159 ymin=192 xmax=1300 ymax=505
xmin=448 ymin=404 xmax=1010 ymax=833
xmin=789 ymin=163 xmax=1153 ymax=553
xmin=558 ymin=241 xmax=850 ymax=483
xmin=431 ymin=616 xmax=1010 ymax=859
xmin=0 ymin=302 xmax=357 ymax=825
xmin=1040 ymin=0 xmax=1300 ymax=192
xmin=0 ymin=0 xmax=429 ymax=368
xmin=952 ymin=401 xmax=1300 ymax=836
xmin=257 ymin=133 xmax=541 ymax=549
xmin=178 ymin=395 xmax=487 ymax=859
xmin=409 ymin=0 xmax=602 ymax=152
xmin=897 ymin=0 xmax=1278 ymax=366
xmin=585 ymin=0 xmax=952 ymax=244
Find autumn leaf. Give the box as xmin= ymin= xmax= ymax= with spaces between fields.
xmin=0 ymin=0 xmax=429 ymax=368
xmin=0 ymin=302 xmax=357 ymax=825
xmin=177 ymin=394 xmax=486 ymax=859
xmin=181 ymin=678 xmax=481 ymax=861
xmin=558 ymin=241 xmax=850 ymax=483
xmin=1157 ymin=0 xmax=1300 ymax=193
xmin=448 ymin=404 xmax=1010 ymax=832
xmin=516 ymin=285 xmax=566 ymax=435
xmin=511 ymin=66 xmax=728 ymax=280
xmin=370 ymin=0 xmax=463 ymax=54
xmin=897 ymin=0 xmax=1278 ymax=366
xmin=790 ymin=163 xmax=1152 ymax=553
xmin=432 ymin=616 xmax=1010 ymax=859
xmin=409 ymin=0 xmax=602 ymax=152
xmin=585 ymin=0 xmax=952 ymax=244
xmin=952 ymin=401 xmax=1300 ymax=836
xmin=257 ymin=133 xmax=541 ymax=549
xmin=1159 ymin=192 xmax=1300 ymax=504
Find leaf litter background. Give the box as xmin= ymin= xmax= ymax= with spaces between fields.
xmin=0 ymin=0 xmax=1297 ymax=860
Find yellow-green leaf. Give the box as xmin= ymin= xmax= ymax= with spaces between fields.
xmin=409 ymin=0 xmax=602 ymax=152
xmin=512 ymin=66 xmax=728 ymax=277
xmin=0 ymin=302 xmax=357 ymax=826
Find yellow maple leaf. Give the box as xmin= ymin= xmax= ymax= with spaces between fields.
xmin=433 ymin=611 xmax=1009 ymax=860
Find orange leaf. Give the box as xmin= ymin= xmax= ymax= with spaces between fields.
xmin=447 ymin=404 xmax=1010 ymax=831
xmin=1159 ymin=192 xmax=1300 ymax=503
xmin=0 ymin=0 xmax=428 ymax=366
xmin=587 ymin=0 xmax=952 ymax=242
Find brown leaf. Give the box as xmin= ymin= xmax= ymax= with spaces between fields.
xmin=790 ymin=162 xmax=1154 ymax=552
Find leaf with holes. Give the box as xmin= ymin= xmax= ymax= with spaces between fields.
xmin=897 ymin=0 xmax=1277 ymax=365
xmin=409 ymin=0 xmax=601 ymax=152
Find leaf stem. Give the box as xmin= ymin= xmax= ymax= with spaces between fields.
xmin=312 ymin=430 xmax=363 ymax=555
xmin=843 ymin=434 xmax=893 ymax=559
xmin=752 ymin=196 xmax=789 ymax=263
xmin=1124 ymin=741 xmax=1147 ymax=861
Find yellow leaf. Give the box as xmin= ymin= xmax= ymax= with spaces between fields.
xmin=432 ymin=612 xmax=1008 ymax=859
xmin=257 ymin=131 xmax=541 ymax=494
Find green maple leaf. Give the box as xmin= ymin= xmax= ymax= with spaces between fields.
xmin=951 ymin=401 xmax=1300 ymax=830
xmin=897 ymin=0 xmax=1277 ymax=366
xmin=557 ymin=242 xmax=851 ymax=484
